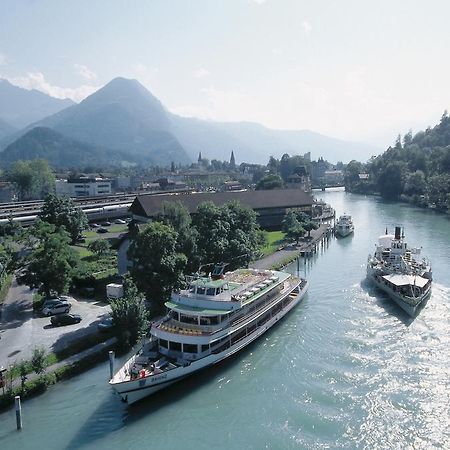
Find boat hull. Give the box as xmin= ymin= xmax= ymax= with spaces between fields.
xmin=111 ymin=280 xmax=309 ymax=404
xmin=367 ymin=273 xmax=431 ymax=317
xmin=335 ymin=228 xmax=353 ymax=238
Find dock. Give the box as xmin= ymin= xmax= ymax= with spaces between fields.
xmin=250 ymin=224 xmax=332 ymax=270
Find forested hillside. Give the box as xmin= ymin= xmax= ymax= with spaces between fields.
xmin=345 ymin=112 xmax=450 ymax=212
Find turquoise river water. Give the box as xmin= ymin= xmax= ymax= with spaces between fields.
xmin=0 ymin=190 xmax=449 ymax=449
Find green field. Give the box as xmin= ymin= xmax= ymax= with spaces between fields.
xmin=260 ymin=231 xmax=286 ymax=257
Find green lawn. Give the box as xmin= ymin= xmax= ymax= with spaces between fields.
xmin=72 ymin=245 xmax=93 ymax=259
xmin=260 ymin=231 xmax=286 ymax=257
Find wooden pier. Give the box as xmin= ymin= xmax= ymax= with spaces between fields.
xmin=250 ymin=223 xmax=332 ymax=270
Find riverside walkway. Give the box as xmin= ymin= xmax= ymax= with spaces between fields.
xmin=251 ymin=224 xmax=332 ymax=270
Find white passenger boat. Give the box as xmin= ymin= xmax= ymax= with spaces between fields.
xmin=110 ymin=265 xmax=308 ymax=404
xmin=367 ymin=227 xmax=432 ymax=316
xmin=335 ymin=214 xmax=354 ymax=237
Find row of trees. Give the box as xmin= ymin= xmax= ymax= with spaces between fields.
xmin=18 ymin=194 xmax=88 ymax=296
xmin=344 ymin=112 xmax=450 ymax=211
xmin=5 ymin=159 xmax=55 ymax=201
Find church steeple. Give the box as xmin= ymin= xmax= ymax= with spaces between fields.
xmin=230 ymin=150 xmax=236 ymax=168
xmin=198 ymin=151 xmax=203 ymax=163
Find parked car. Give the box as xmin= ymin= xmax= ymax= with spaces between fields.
xmin=42 ymin=297 xmax=70 ymax=310
xmin=90 ymin=223 xmax=100 ymax=228
xmin=42 ymin=301 xmax=72 ymax=316
xmin=51 ymin=313 xmax=81 ymax=326
xmin=101 ymin=221 xmax=111 ymax=226
xmin=98 ymin=316 xmax=114 ymax=331
xmin=114 ymin=219 xmax=127 ymax=224
xmin=96 ymin=227 xmax=108 ymax=234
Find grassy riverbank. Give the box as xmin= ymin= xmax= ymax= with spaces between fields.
xmin=0 ymin=334 xmax=117 ymax=411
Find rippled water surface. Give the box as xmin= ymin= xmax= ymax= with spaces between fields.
xmin=1 ymin=190 xmax=449 ymax=449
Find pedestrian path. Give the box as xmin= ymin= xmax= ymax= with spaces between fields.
xmin=251 ymin=224 xmax=331 ymax=270
xmin=8 ymin=336 xmax=117 ymax=390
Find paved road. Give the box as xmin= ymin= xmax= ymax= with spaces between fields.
xmin=0 ymin=276 xmax=110 ymax=368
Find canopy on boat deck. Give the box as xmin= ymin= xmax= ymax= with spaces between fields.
xmin=165 ymin=301 xmax=231 ymax=316
xmin=382 ymin=274 xmax=429 ymax=288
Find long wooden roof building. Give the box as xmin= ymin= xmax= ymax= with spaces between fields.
xmin=130 ymin=189 xmax=314 ymax=230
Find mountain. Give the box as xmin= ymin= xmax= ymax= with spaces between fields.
xmin=1 ymin=127 xmax=137 ymax=169
xmin=0 ymin=79 xmax=74 ymax=128
xmin=29 ymin=77 xmax=190 ymax=165
xmin=1 ymin=77 xmax=380 ymax=168
xmin=0 ymin=117 xmax=16 ymax=141
xmin=170 ymin=116 xmax=380 ymax=164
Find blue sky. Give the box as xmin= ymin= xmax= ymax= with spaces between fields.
xmin=1 ymin=0 xmax=449 ymax=147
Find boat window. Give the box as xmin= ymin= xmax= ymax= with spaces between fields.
xmin=179 ymin=313 xmax=198 ymax=325
xmin=200 ymin=316 xmax=212 ymax=325
xmin=209 ymin=316 xmax=220 ymax=325
xmin=170 ymin=341 xmax=181 ymax=352
xmin=159 ymin=339 xmax=168 ymax=349
xmin=189 ymin=285 xmax=196 ymax=293
xmin=206 ymin=287 xmax=216 ymax=296
xmin=197 ymin=286 xmax=206 ymax=295
xmin=201 ymin=344 xmax=209 ymax=352
xmin=183 ymin=344 xmax=198 ymax=353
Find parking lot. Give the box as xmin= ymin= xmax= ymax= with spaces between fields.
xmin=0 ymin=277 xmax=111 ymax=367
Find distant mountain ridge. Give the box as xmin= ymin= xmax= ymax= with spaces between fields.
xmin=0 ymin=77 xmax=380 ymax=168
xmin=20 ymin=77 xmax=190 ymax=166
xmin=0 ymin=117 xmax=16 ymax=141
xmin=170 ymin=116 xmax=380 ymax=164
xmin=0 ymin=79 xmax=74 ymax=129
xmin=1 ymin=127 xmax=137 ymax=168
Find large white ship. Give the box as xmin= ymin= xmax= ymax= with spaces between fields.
xmin=367 ymin=227 xmax=432 ymax=316
xmin=110 ymin=265 xmax=308 ymax=404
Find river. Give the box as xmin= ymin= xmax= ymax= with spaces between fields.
xmin=1 ymin=190 xmax=449 ymax=449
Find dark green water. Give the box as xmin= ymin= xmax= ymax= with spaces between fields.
xmin=1 ymin=190 xmax=449 ymax=449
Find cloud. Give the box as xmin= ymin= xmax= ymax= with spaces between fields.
xmin=301 ymin=20 xmax=312 ymax=36
xmin=74 ymin=63 xmax=97 ymax=81
xmin=5 ymin=72 xmax=99 ymax=102
xmin=194 ymin=68 xmax=210 ymax=78
xmin=252 ymin=0 xmax=266 ymax=4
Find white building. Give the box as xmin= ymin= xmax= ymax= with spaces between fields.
xmin=56 ymin=177 xmax=112 ymax=197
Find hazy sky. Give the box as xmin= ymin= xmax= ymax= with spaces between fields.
xmin=1 ymin=0 xmax=449 ymax=147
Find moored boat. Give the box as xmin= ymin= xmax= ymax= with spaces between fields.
xmin=110 ymin=264 xmax=308 ymax=404
xmin=335 ymin=214 xmax=354 ymax=237
xmin=367 ymin=227 xmax=432 ymax=316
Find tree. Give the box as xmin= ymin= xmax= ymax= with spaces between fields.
xmin=31 ymin=347 xmax=46 ymax=377
xmin=110 ymin=277 xmax=149 ymax=349
xmin=377 ymin=161 xmax=407 ymax=200
xmin=88 ymin=239 xmax=111 ymax=257
xmin=21 ymin=223 xmax=79 ymax=296
xmin=18 ymin=361 xmax=28 ymax=391
xmin=303 ymin=220 xmax=318 ymax=238
xmin=193 ymin=201 xmax=262 ymax=269
xmin=128 ymin=221 xmax=187 ymax=310
xmin=255 ymin=174 xmax=283 ymax=190
xmin=156 ymin=201 xmax=199 ymax=272
xmin=282 ymin=211 xmax=305 ymax=243
xmin=7 ymin=159 xmax=55 ymax=200
xmin=404 ymin=170 xmax=426 ymax=196
xmin=39 ymin=193 xmax=88 ymax=243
